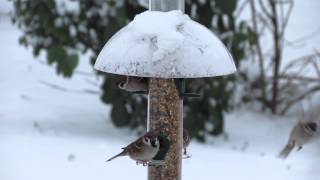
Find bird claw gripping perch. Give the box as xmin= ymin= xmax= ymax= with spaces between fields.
xmin=135 ymin=160 xmax=165 ymax=167
xmin=136 ymin=160 xmax=151 ymax=166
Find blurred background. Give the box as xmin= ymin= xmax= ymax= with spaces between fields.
xmin=0 ymin=0 xmax=319 ymax=179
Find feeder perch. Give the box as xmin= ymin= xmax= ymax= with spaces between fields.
xmin=94 ymin=0 xmax=236 ymax=180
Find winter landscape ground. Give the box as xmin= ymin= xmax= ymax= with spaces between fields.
xmin=1 ymin=1 xmax=320 ymax=180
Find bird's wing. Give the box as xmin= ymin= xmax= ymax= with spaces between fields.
xmin=124 ymin=137 xmax=144 ymax=153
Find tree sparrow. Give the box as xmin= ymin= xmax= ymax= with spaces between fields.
xmin=107 ymin=131 xmax=160 ymax=165
xmin=117 ymin=76 xmax=148 ymax=92
xmin=279 ymin=121 xmax=318 ymax=159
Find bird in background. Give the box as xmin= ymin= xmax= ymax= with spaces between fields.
xmin=107 ymin=131 xmax=159 ymax=166
xmin=117 ymin=76 xmax=148 ymax=92
xmin=278 ymin=121 xmax=318 ymax=159
xmin=183 ymin=128 xmax=191 ymax=158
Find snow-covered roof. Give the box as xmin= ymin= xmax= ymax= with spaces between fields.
xmin=94 ymin=10 xmax=236 ymax=78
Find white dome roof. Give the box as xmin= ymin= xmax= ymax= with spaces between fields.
xmin=94 ymin=10 xmax=236 ymax=78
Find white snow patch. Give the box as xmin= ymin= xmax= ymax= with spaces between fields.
xmin=55 ymin=0 xmax=80 ymax=15
xmin=1 ymin=4 xmax=320 ymax=180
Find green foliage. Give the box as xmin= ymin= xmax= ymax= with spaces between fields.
xmin=215 ymin=0 xmax=237 ymax=15
xmin=12 ymin=0 xmax=253 ymax=141
xmin=47 ymin=46 xmax=78 ymax=77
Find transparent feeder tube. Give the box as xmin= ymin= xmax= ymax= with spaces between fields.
xmin=147 ymin=1 xmax=185 ymax=180
xmin=147 ymin=0 xmax=185 ymax=132
xmin=149 ymin=0 xmax=185 ymax=12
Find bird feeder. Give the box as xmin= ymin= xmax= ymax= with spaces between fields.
xmin=94 ymin=0 xmax=236 ymax=179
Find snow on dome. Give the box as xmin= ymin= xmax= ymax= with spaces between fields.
xmin=94 ymin=10 xmax=236 ymax=78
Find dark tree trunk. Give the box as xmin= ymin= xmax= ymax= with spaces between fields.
xmin=270 ymin=0 xmax=281 ymax=114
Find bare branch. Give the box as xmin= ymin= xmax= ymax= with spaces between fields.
xmin=311 ymin=60 xmax=320 ymax=77
xmin=279 ymin=0 xmax=294 ymax=38
xmin=281 ymin=53 xmax=319 ymax=76
xmin=235 ymin=0 xmax=250 ymax=17
xmin=250 ymin=0 xmax=267 ymax=110
xmin=280 ymin=85 xmax=320 ymax=115
xmin=279 ymin=75 xmax=320 ymax=83
xmin=259 ymin=0 xmax=273 ymax=19
xmin=286 ymin=27 xmax=320 ymax=46
xmin=269 ymin=0 xmax=282 ymax=114
xmin=257 ymin=13 xmax=273 ymax=32
xmin=314 ymin=50 xmax=320 ymax=77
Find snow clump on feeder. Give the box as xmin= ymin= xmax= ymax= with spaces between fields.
xmin=94 ymin=10 xmax=236 ymax=78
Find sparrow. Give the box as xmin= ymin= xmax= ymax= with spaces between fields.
xmin=183 ymin=128 xmax=191 ymax=157
xmin=117 ymin=76 xmax=148 ymax=92
xmin=278 ymin=121 xmax=318 ymax=159
xmin=107 ymin=131 xmax=160 ymax=165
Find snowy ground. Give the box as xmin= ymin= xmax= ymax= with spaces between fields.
xmin=1 ymin=1 xmax=320 ymax=180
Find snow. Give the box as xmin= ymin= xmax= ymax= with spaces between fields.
xmin=0 ymin=0 xmax=12 ymax=15
xmin=55 ymin=0 xmax=80 ymax=15
xmin=237 ymin=0 xmax=320 ymax=79
xmin=94 ymin=10 xmax=236 ymax=78
xmin=1 ymin=1 xmax=320 ymax=180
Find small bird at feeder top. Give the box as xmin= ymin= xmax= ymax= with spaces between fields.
xmin=117 ymin=76 xmax=148 ymax=92
xmin=94 ymin=10 xmax=236 ymax=78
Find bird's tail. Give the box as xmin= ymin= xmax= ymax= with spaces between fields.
xmin=278 ymin=142 xmax=295 ymax=159
xmin=106 ymin=150 xmax=126 ymax=162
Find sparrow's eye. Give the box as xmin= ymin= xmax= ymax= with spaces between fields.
xmin=144 ymin=137 xmax=149 ymax=142
xmin=118 ymin=82 xmax=125 ymax=88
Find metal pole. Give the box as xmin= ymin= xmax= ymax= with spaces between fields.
xmin=148 ymin=1 xmax=185 ymax=180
